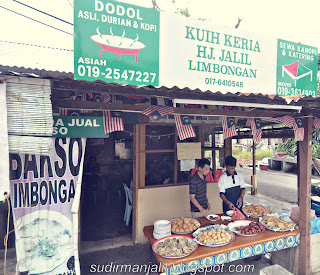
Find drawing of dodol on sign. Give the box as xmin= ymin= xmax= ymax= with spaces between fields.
xmin=276 ymin=39 xmax=318 ymax=98
xmin=74 ymin=0 xmax=160 ymax=86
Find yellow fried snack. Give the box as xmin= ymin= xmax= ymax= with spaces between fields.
xmin=197 ymin=228 xmax=232 ymax=244
xmin=171 ymin=217 xmax=201 ymax=233
xmin=261 ymin=216 xmax=294 ymax=230
xmin=243 ymin=204 xmax=271 ymax=216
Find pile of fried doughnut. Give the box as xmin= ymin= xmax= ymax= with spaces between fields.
xmin=171 ymin=217 xmax=201 ymax=233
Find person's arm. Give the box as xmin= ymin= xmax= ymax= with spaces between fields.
xmin=189 ymin=194 xmax=208 ymax=217
xmin=236 ymin=188 xmax=246 ymax=208
xmin=236 ymin=173 xmax=246 ymax=208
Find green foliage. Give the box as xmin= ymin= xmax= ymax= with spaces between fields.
xmin=318 ymin=54 xmax=320 ymax=94
xmin=180 ymin=7 xmax=190 ymax=17
xmin=255 ymin=149 xmax=273 ymax=160
xmin=276 ymin=138 xmax=297 ymax=157
xmin=232 ymin=146 xmax=272 ymax=161
xmin=276 ymin=132 xmax=320 ymax=159
xmin=232 ymin=147 xmax=252 ymax=159
xmin=313 ymin=128 xmax=320 ymax=159
xmin=313 ymin=142 xmax=320 ymax=159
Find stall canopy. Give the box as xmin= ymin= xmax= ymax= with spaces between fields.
xmin=282 ymin=61 xmax=313 ymax=86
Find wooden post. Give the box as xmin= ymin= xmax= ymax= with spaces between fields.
xmin=212 ymin=128 xmax=216 ymax=172
xmin=133 ymin=124 xmax=146 ymax=243
xmin=138 ymin=124 xmax=146 ymax=189
xmin=174 ymin=130 xmax=178 ymax=184
xmin=251 ymin=142 xmax=257 ymax=195
xmin=298 ymin=116 xmax=312 ymax=275
xmin=133 ymin=125 xmax=138 ymax=243
xmin=199 ymin=126 xmax=205 ymax=159
xmin=224 ymin=137 xmax=232 ymax=158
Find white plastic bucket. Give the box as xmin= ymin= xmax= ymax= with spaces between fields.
xmin=154 ymin=220 xmax=171 ymax=234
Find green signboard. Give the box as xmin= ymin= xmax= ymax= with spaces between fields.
xmin=53 ymin=116 xmax=109 ymax=138
xmin=74 ymin=0 xmax=160 ymax=86
xmin=276 ymin=39 xmax=318 ymax=97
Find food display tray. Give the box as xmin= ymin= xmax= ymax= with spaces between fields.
xmin=152 ymin=235 xmax=198 ymax=259
xmin=192 ymin=224 xmax=235 ymax=247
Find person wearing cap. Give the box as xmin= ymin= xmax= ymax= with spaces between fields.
xmin=218 ymin=156 xmax=246 ymax=213
xmin=189 ymin=158 xmax=211 ymax=218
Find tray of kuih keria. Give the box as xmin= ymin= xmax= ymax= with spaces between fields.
xmin=170 ymin=217 xmax=201 ymax=234
xmin=192 ymin=224 xmax=235 ymax=247
xmin=259 ymin=214 xmax=296 ymax=232
xmin=242 ymin=203 xmax=272 ymax=218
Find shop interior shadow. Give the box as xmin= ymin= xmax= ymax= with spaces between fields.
xmin=80 ymin=174 xmax=131 ymax=241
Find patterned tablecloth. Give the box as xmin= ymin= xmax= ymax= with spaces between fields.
xmin=143 ymin=216 xmax=300 ymax=275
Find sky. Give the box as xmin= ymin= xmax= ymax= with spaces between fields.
xmin=0 ymin=0 xmax=320 ymax=51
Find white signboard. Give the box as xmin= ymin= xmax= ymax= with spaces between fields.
xmin=177 ymin=142 xmax=201 ymax=160
xmin=180 ymin=159 xmax=195 ymax=172
xmin=159 ymin=14 xmax=277 ymax=94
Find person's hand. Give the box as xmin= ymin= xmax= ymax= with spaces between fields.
xmin=207 ymin=201 xmax=210 ymax=211
xmin=236 ymin=197 xmax=243 ymax=208
xmin=200 ymin=208 xmax=208 ymax=217
xmin=228 ymin=201 xmax=235 ymax=209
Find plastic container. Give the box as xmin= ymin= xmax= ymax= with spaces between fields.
xmin=154 ymin=220 xmax=171 ymax=234
xmin=259 ymin=164 xmax=269 ymax=171
xmin=153 ymin=220 xmax=171 ymax=240
xmin=276 ymin=152 xmax=287 ymax=157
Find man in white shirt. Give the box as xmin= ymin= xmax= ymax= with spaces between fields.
xmin=218 ymin=156 xmax=246 ymax=213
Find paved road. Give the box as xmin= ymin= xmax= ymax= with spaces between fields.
xmin=237 ymin=167 xmax=299 ymax=204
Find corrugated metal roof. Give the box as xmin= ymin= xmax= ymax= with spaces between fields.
xmin=0 ymin=41 xmax=311 ymax=108
xmin=0 ymin=40 xmax=73 ymax=73
xmin=52 ymin=78 xmax=292 ymax=106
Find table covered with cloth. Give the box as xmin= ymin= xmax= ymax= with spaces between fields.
xmin=143 ymin=216 xmax=300 ymax=275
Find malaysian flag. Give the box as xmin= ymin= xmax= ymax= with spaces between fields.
xmin=272 ymin=115 xmax=304 ymax=141
xmin=101 ymin=93 xmax=111 ymax=103
xmin=103 ymin=111 xmax=124 ymax=134
xmin=86 ymin=92 xmax=110 ymax=103
xmin=58 ymin=108 xmax=82 ymax=116
xmin=81 ymin=92 xmax=93 ymax=114
xmin=142 ymin=105 xmax=174 ymax=120
xmin=251 ymin=118 xmax=262 ymax=143
xmin=59 ymin=108 xmax=69 ymax=116
xmin=222 ymin=116 xmax=237 ymax=139
xmin=245 ymin=118 xmax=252 ymax=127
xmin=272 ymin=115 xmax=294 ymax=127
xmin=112 ymin=95 xmax=123 ymax=104
xmin=174 ymin=114 xmax=196 ymax=140
xmin=314 ymin=118 xmax=320 ymax=129
xmin=293 ymin=117 xmax=304 ymax=141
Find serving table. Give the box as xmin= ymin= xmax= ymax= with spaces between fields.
xmin=143 ymin=216 xmax=300 ymax=275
